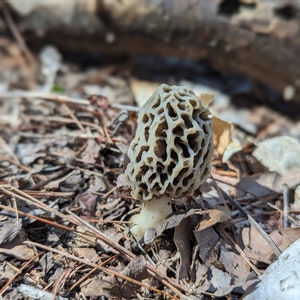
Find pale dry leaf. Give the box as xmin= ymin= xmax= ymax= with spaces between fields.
xmin=95 ymin=227 xmax=123 ymax=253
xmin=0 ymin=136 xmax=20 ymax=162
xmin=44 ymin=169 xmax=82 ymax=190
xmin=98 ymin=198 xmax=120 ymax=214
xmin=73 ymin=247 xmax=98 ymax=261
xmin=199 ymin=92 xmax=214 ymax=106
xmin=80 ymin=139 xmax=101 ymax=164
xmin=156 ymin=249 xmax=173 ymax=276
xmin=74 ymin=226 xmax=97 ymax=248
xmin=195 ymin=208 xmax=230 ymax=232
xmin=242 ymin=227 xmax=274 ymax=264
xmin=220 ymin=109 xmax=257 ymax=135
xmin=236 ymin=170 xmax=300 ymax=198
xmin=222 ymin=139 xmax=243 ymax=162
xmin=110 ymin=256 xmax=148 ymax=299
xmin=130 ymin=79 xmax=160 ymax=107
xmin=16 ymin=143 xmax=46 ymax=165
xmin=122 ymin=255 xmax=148 ymax=280
xmin=212 ymin=116 xmax=241 ymax=159
xmin=269 ymin=228 xmax=300 ymax=252
xmin=0 ymin=261 xmax=16 ymax=281
xmin=77 ymin=188 xmax=98 ymax=217
xmin=200 ymin=92 xmax=241 ymax=160
xmin=156 ymin=208 xmax=228 ymax=243
xmin=241 ymin=226 xmax=300 ymax=265
xmin=40 ymin=252 xmax=54 ymax=274
xmin=193 ymin=261 xmax=211 ymax=294
xmin=18 ymin=284 xmax=68 ymax=300
xmin=0 ymin=217 xmax=22 ymax=244
xmin=102 ymin=227 xmax=123 ymax=245
xmin=58 ymin=170 xmax=82 ymax=192
xmin=219 ymin=247 xmax=250 ymax=281
xmin=213 ymin=116 xmax=232 ymax=155
xmin=81 ymin=275 xmax=113 ymax=299
xmin=195 ymin=227 xmax=219 ymax=263
xmin=155 ymin=212 xmax=187 ymax=237
xmin=209 ymin=266 xmax=236 ymax=297
xmin=116 ymin=173 xmax=128 ymax=187
xmin=0 ymin=244 xmax=35 ymax=260
xmin=174 ymin=214 xmax=199 ymax=280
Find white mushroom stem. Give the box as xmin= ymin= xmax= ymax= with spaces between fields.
xmin=130 ymin=196 xmax=172 ymax=241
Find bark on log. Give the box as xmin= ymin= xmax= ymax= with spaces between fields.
xmin=7 ymin=0 xmax=300 ymax=105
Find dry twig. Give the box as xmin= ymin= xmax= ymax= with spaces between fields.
xmin=24 ymin=241 xmax=180 ymax=300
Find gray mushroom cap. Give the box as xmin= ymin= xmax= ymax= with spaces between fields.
xmin=125 ymin=84 xmax=214 ymax=201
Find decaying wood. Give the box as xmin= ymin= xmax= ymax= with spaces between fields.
xmin=7 ymin=0 xmax=300 ymax=104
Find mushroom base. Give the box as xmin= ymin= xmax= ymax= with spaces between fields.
xmin=130 ymin=196 xmax=172 ymax=242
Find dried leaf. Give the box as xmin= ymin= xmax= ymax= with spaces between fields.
xmin=73 ymin=247 xmax=98 ymax=261
xmin=0 ymin=245 xmax=34 ymax=260
xmin=130 ymin=79 xmax=160 ymax=107
xmin=45 ymin=170 xmax=82 ymax=192
xmin=122 ymin=255 xmax=148 ymax=280
xmin=40 ymin=252 xmax=54 ymax=274
xmin=200 ymin=92 xmax=241 ymax=160
xmin=154 ymin=214 xmax=184 ymax=238
xmin=174 ymin=214 xmax=199 ymax=280
xmin=116 ymin=173 xmax=127 ymax=187
xmin=242 ymin=226 xmax=300 ymax=264
xmin=212 ymin=116 xmax=241 ymax=160
xmin=242 ymin=227 xmax=274 ymax=264
xmin=195 ymin=227 xmax=219 ymax=264
xmin=171 ymin=208 xmax=229 ymax=280
xmin=200 ymin=93 xmax=214 ymax=106
xmin=77 ymin=188 xmax=98 ymax=217
xmin=0 ymin=240 xmax=35 ymax=261
xmin=80 ymin=139 xmax=101 ymax=164
xmin=195 ymin=208 xmax=230 ymax=231
xmin=81 ymin=275 xmax=113 ymax=299
xmin=243 ymin=238 xmax=300 ymax=300
xmin=208 ymin=266 xmax=235 ymax=296
xmin=0 ymin=217 xmax=22 ymax=244
xmin=74 ymin=226 xmax=97 ymax=248
xmin=16 ymin=143 xmax=46 ymax=165
xmin=110 ymin=256 xmax=148 ymax=298
xmin=18 ymin=284 xmax=68 ymax=300
xmin=236 ymin=170 xmax=300 ymax=198
xmin=58 ymin=171 xmax=82 ymax=192
xmin=96 ymin=227 xmax=123 ymax=253
xmin=220 ymin=247 xmax=250 ymax=281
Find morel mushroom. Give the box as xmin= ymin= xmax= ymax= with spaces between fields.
xmin=125 ymin=84 xmax=214 ymax=241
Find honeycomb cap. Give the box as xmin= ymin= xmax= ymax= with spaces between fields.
xmin=125 ymin=84 xmax=214 ymax=201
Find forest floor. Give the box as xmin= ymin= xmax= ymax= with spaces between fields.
xmin=0 ymin=28 xmax=300 ymax=300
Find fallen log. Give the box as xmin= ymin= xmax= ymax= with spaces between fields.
xmin=6 ymin=0 xmax=300 ymax=105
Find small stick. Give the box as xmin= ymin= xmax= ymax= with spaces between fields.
xmin=2 ymin=4 xmax=36 ymax=68
xmin=24 ymin=241 xmax=179 ymax=300
xmin=268 ymin=202 xmax=300 ymax=226
xmin=282 ymin=183 xmax=290 ymax=228
xmin=69 ymin=255 xmax=118 ymax=292
xmin=0 ymin=91 xmax=140 ymax=112
xmin=218 ymin=226 xmax=262 ymax=276
xmin=65 ymin=209 xmax=188 ymax=296
xmin=0 ymin=252 xmax=42 ymax=296
xmin=210 ymin=177 xmax=282 ymax=258
xmin=61 ymin=103 xmax=85 ymax=131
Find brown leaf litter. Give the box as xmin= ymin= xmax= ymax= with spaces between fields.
xmin=1 ymin=36 xmax=300 ymax=299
